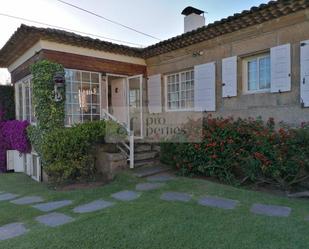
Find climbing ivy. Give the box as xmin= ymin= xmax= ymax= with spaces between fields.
xmin=27 ymin=60 xmax=65 ymax=160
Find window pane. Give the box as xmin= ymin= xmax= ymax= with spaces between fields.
xmin=259 ymin=56 xmax=271 ymax=89
xmin=91 ymin=73 xmax=99 ymax=83
xmin=92 ymin=115 xmax=100 ymax=121
xmin=248 ymin=59 xmax=258 ymax=91
xmin=91 ymin=105 xmax=100 ymax=114
xmin=72 ymin=82 xmax=80 ymax=93
xmin=83 ymin=115 xmax=92 ymax=122
xmin=25 ymin=85 xmax=31 ymax=122
xmin=65 ymin=70 xmax=73 ymax=81
xmin=82 ymin=72 xmax=90 ymax=82
xmin=72 ymin=71 xmax=81 ymax=81
xmin=18 ymin=84 xmax=23 ymax=120
xmin=65 ymin=104 xmax=72 ymax=115
xmin=72 ymin=104 xmax=81 ymax=115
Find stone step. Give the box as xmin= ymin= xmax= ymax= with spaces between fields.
xmin=134 ymin=144 xmax=152 ymax=153
xmin=133 ymin=158 xmax=158 ymax=168
xmin=133 ymin=165 xmax=170 ymax=178
xmin=134 ymin=151 xmax=158 ymax=161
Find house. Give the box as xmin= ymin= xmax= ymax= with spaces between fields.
xmin=0 ymin=0 xmax=308 ymax=178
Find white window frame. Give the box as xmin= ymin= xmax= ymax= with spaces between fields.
xmin=65 ymin=68 xmax=102 ymax=127
xmin=242 ymin=53 xmax=271 ymax=94
xmin=15 ymin=75 xmax=36 ymax=124
xmin=164 ymin=69 xmax=194 ymax=112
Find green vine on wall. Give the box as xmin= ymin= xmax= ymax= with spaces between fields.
xmin=27 ymin=60 xmax=65 ymax=163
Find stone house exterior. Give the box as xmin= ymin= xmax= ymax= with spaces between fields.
xmin=0 ymin=0 xmax=308 ymax=177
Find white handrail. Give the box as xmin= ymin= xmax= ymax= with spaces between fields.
xmin=101 ymin=108 xmax=134 ymax=168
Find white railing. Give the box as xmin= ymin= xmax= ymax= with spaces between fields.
xmin=101 ymin=109 xmax=134 ymax=169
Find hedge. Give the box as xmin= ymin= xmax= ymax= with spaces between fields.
xmin=0 ymin=85 xmax=15 ymax=121
xmin=161 ymin=116 xmax=309 ymax=190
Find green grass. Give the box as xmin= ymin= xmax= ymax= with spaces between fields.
xmin=0 ymin=172 xmax=309 ymax=249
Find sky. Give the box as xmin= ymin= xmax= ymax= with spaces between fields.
xmin=0 ymin=0 xmax=268 ymax=84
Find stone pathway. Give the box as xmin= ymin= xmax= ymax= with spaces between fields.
xmin=35 ymin=212 xmax=74 ymax=227
xmin=0 ymin=175 xmax=307 ymax=242
xmin=10 ymin=196 xmax=43 ymax=205
xmin=111 ymin=190 xmax=141 ymax=201
xmin=0 ymin=193 xmax=19 ymax=201
xmin=0 ymin=223 xmax=28 ymax=241
xmin=73 ymin=200 xmax=114 ymax=214
xmin=198 ymin=196 xmax=239 ymax=210
xmin=32 ymin=200 xmax=73 ymax=212
xmin=136 ymin=183 xmax=165 ymax=191
xmin=250 ymin=203 xmax=291 ymax=217
xmin=160 ymin=192 xmax=191 ymax=202
xmin=147 ymin=174 xmax=175 ymax=182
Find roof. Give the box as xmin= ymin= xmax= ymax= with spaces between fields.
xmin=181 ymin=6 xmax=204 ymax=16
xmin=0 ymin=0 xmax=308 ymax=67
xmin=143 ymin=0 xmax=309 ymax=58
xmin=0 ymin=25 xmax=143 ymax=67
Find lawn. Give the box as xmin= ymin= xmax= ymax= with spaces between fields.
xmin=0 ymin=172 xmax=309 ymax=249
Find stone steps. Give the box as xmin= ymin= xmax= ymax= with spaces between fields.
xmin=133 ymin=142 xmax=160 ymax=168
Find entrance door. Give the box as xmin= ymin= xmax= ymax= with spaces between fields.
xmin=127 ymin=75 xmax=143 ymax=138
xmin=111 ymin=78 xmax=127 ymax=124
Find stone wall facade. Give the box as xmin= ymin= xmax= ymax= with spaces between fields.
xmin=146 ymin=10 xmax=309 ymax=126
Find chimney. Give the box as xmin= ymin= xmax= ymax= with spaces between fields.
xmin=181 ymin=6 xmax=205 ymax=33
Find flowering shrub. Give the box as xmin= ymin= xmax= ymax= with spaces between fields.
xmin=0 ymin=120 xmax=30 ymax=172
xmin=161 ymin=116 xmax=309 ymax=190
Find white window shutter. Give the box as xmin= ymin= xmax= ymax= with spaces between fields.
xmin=194 ymin=62 xmax=216 ymax=112
xmin=270 ymin=44 xmax=291 ymax=93
xmin=222 ymin=56 xmax=237 ymax=98
xmin=147 ymin=74 xmax=162 ymax=113
xmin=301 ymin=40 xmax=309 ymax=107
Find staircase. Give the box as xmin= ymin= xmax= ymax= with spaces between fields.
xmin=133 ymin=142 xmax=160 ymax=168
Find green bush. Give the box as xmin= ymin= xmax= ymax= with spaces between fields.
xmin=0 ymin=85 xmax=15 ymax=120
xmin=40 ymin=120 xmax=125 ymax=184
xmin=161 ymin=116 xmax=309 ymax=190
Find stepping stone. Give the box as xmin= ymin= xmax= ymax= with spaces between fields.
xmin=35 ymin=212 xmax=74 ymax=227
xmin=305 ymin=216 xmax=309 ymax=222
xmin=10 ymin=196 xmax=43 ymax=205
xmin=111 ymin=190 xmax=141 ymax=201
xmin=32 ymin=200 xmax=73 ymax=212
xmin=0 ymin=193 xmax=19 ymax=201
xmin=133 ymin=166 xmax=169 ymax=178
xmin=160 ymin=192 xmax=191 ymax=202
xmin=250 ymin=203 xmax=291 ymax=217
xmin=147 ymin=174 xmax=175 ymax=182
xmin=198 ymin=196 xmax=239 ymax=210
xmin=0 ymin=223 xmax=28 ymax=241
xmin=136 ymin=182 xmax=165 ymax=191
xmin=73 ymin=200 xmax=114 ymax=213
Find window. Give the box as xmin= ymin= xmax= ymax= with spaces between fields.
xmin=65 ymin=69 xmax=101 ymax=126
xmin=129 ymin=89 xmax=140 ymax=108
xmin=243 ymin=53 xmax=271 ymax=93
xmin=15 ymin=77 xmax=36 ymax=123
xmin=166 ymin=70 xmax=194 ymax=111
